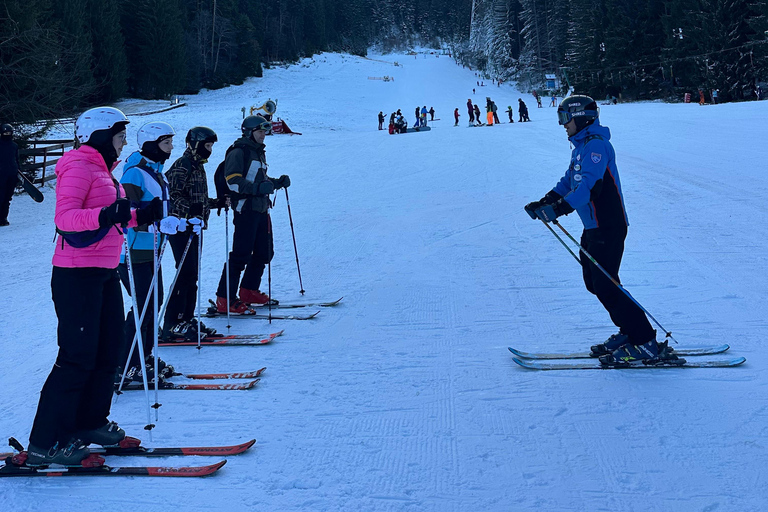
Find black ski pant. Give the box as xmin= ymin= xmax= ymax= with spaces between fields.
xmin=580 ymin=227 xmax=655 ymax=345
xmin=493 ymin=112 xmax=500 ymax=124
xmin=118 ymin=260 xmax=163 ymax=369
xmin=216 ymin=210 xmax=273 ymax=299
xmin=163 ymin=231 xmax=200 ymax=331
xmin=30 ymin=266 xmax=124 ymax=449
xmin=0 ymin=174 xmax=18 ymax=223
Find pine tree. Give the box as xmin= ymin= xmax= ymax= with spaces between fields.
xmin=88 ymin=0 xmax=128 ymax=102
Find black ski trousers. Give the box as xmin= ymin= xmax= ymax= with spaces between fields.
xmin=580 ymin=227 xmax=656 ymax=345
xmin=29 ymin=267 xmax=124 ymax=449
xmin=118 ymin=260 xmax=163 ymax=369
xmin=0 ymin=174 xmax=18 ymax=223
xmin=163 ymin=231 xmax=199 ymax=330
xmin=216 ymin=210 xmax=273 ymax=299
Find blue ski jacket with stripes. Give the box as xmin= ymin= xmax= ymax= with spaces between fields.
xmin=552 ymin=121 xmax=628 ymax=230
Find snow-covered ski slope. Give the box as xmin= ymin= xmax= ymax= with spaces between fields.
xmin=1 ymin=51 xmax=767 ymax=510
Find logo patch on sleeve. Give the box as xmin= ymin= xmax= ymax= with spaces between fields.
xmin=591 ymin=152 xmax=602 ymax=164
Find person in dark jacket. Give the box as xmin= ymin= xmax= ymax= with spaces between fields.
xmin=454 ymin=108 xmax=460 ymax=126
xmin=492 ymin=101 xmax=501 ymax=124
xmin=506 ymin=106 xmax=514 ymax=123
xmin=524 ymin=95 xmax=677 ymax=367
xmin=162 ymin=126 xmax=218 ymax=340
xmin=378 ymin=111 xmax=385 ymax=130
xmin=518 ymin=99 xmax=530 ymax=122
xmin=0 ymin=123 xmax=21 ymax=226
xmin=467 ymin=99 xmax=475 ymax=126
xmin=215 ymin=115 xmax=290 ymax=312
xmin=429 ymin=107 xmax=435 ymax=121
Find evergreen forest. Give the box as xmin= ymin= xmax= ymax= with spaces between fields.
xmin=2 ymin=0 xmax=766 ymax=125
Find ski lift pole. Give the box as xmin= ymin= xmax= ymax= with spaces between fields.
xmin=284 ymin=188 xmax=305 ymax=294
xmin=549 ymin=219 xmax=677 ymax=344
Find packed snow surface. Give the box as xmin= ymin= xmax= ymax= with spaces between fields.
xmin=1 ymin=52 xmax=766 ymax=511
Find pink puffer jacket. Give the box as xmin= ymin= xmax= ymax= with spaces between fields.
xmin=52 ymin=145 xmax=137 ymax=269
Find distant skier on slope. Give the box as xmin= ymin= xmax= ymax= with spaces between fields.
xmin=523 ymin=95 xmax=679 ymax=367
xmin=454 ymin=108 xmax=460 ymax=126
xmin=467 ymin=99 xmax=475 ymax=126
xmin=518 ymin=99 xmax=530 ymax=122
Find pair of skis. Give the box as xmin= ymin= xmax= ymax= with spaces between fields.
xmin=119 ymin=367 xmax=267 ymax=391
xmin=158 ymin=329 xmax=284 ymax=347
xmin=0 ymin=438 xmax=255 ymax=478
xmin=203 ymin=297 xmax=343 ymax=320
xmin=509 ymin=344 xmax=746 ymax=370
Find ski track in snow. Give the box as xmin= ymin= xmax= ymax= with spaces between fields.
xmin=1 ymin=51 xmax=767 ymax=511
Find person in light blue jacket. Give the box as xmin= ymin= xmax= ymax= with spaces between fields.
xmin=524 ymin=96 xmax=677 ymax=367
xmin=117 ymin=122 xmax=180 ymax=383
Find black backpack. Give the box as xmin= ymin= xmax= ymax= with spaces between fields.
xmin=214 ymin=143 xmax=251 ymax=202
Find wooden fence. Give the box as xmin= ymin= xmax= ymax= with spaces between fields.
xmin=19 ymin=140 xmax=75 ymax=186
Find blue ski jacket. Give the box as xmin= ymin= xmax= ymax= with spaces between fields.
xmin=120 ymin=151 xmax=169 ymax=263
xmin=552 ymin=121 xmax=628 ymax=230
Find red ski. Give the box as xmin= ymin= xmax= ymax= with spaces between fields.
xmin=178 ymin=368 xmax=267 ymax=380
xmin=0 ymin=457 xmax=226 ymax=477
xmin=120 ymin=379 xmax=259 ymax=391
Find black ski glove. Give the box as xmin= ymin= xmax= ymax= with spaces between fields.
xmin=276 ymin=175 xmax=291 ymax=189
xmin=257 ymin=180 xmax=275 ymax=195
xmin=540 ymin=190 xmax=562 ymax=205
xmin=99 ymin=198 xmax=132 ymax=227
xmin=535 ymin=199 xmax=574 ymax=223
xmin=135 ymin=197 xmax=164 ymax=226
xmin=524 ymin=201 xmax=542 ymax=220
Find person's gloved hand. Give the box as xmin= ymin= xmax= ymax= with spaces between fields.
xmin=98 ymin=198 xmax=132 ymax=227
xmin=524 ymin=201 xmax=542 ymax=220
xmin=159 ymin=216 xmax=180 ymax=235
xmin=176 ymin=217 xmax=188 ymax=233
xmin=275 ymin=175 xmax=291 ymax=189
xmin=257 ymin=180 xmax=275 ymax=195
xmin=135 ymin=197 xmax=164 ymax=226
xmin=188 ymin=216 xmax=203 ymax=235
xmin=535 ymin=199 xmax=573 ymax=223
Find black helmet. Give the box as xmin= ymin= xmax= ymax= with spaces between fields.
xmin=186 ymin=126 xmax=218 ymax=145
xmin=186 ymin=126 xmax=217 ymax=159
xmin=1 ymin=123 xmax=13 ymax=139
xmin=557 ymin=95 xmax=599 ymax=132
xmin=241 ymin=115 xmax=271 ymax=136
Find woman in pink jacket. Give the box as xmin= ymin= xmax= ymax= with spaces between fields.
xmin=26 ymin=107 xmax=164 ymax=467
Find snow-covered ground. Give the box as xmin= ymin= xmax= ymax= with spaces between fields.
xmin=1 ymin=51 xmax=767 ymax=511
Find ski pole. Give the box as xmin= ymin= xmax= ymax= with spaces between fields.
xmin=536 ymin=218 xmax=580 ymax=264
xmin=284 ymin=188 xmax=305 ymax=294
xmin=117 ymin=236 xmax=169 ymax=392
xmin=548 ymin=219 xmax=677 ymax=343
xmin=196 ymin=229 xmax=203 ymax=351
xmin=121 ymin=242 xmax=156 ymax=436
xmin=156 ymin=232 xmax=194 ymax=331
xmin=224 ymin=197 xmax=231 ymax=332
xmin=268 ymin=212 xmax=272 ymax=324
xmin=152 ymin=226 xmax=160 ymax=420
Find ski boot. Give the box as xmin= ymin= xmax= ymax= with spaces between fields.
xmin=239 ymin=288 xmax=278 ymax=306
xmin=146 ymin=356 xmax=175 ymax=378
xmin=25 ymin=438 xmax=92 ymax=467
xmin=215 ymin=296 xmax=253 ymax=315
xmin=590 ymin=333 xmax=629 ymax=357
xmin=167 ymin=320 xmax=198 ymax=342
xmin=599 ymin=339 xmax=684 ymax=367
xmin=190 ymin=318 xmax=217 ymax=336
xmin=75 ymin=421 xmax=126 ymax=447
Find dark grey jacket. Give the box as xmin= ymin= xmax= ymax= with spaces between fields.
xmin=224 ymin=137 xmax=278 ymax=213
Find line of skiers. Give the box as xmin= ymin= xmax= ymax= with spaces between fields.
xmin=26 ymin=107 xmax=291 ymax=467
xmin=461 ymin=98 xmax=530 ymax=126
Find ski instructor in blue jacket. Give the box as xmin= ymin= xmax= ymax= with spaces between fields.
xmin=524 ymin=95 xmax=676 ymax=366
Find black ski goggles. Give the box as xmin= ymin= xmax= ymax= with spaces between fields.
xmin=252 ymin=120 xmax=272 ymax=132
xmin=557 ymin=109 xmax=599 ymax=125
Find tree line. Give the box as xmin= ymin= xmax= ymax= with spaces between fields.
xmin=462 ymin=0 xmax=768 ymax=102
xmin=2 ymin=0 xmax=766 ymax=128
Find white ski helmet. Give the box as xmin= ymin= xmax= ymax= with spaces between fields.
xmin=137 ymin=121 xmax=176 ymax=149
xmin=75 ymin=107 xmax=129 ymax=144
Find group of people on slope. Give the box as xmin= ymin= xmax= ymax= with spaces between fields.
xmin=24 ymin=107 xmax=291 ymax=467
xmin=382 ymin=106 xmax=434 ymax=134
xmin=460 ymin=98 xmax=530 ymax=126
